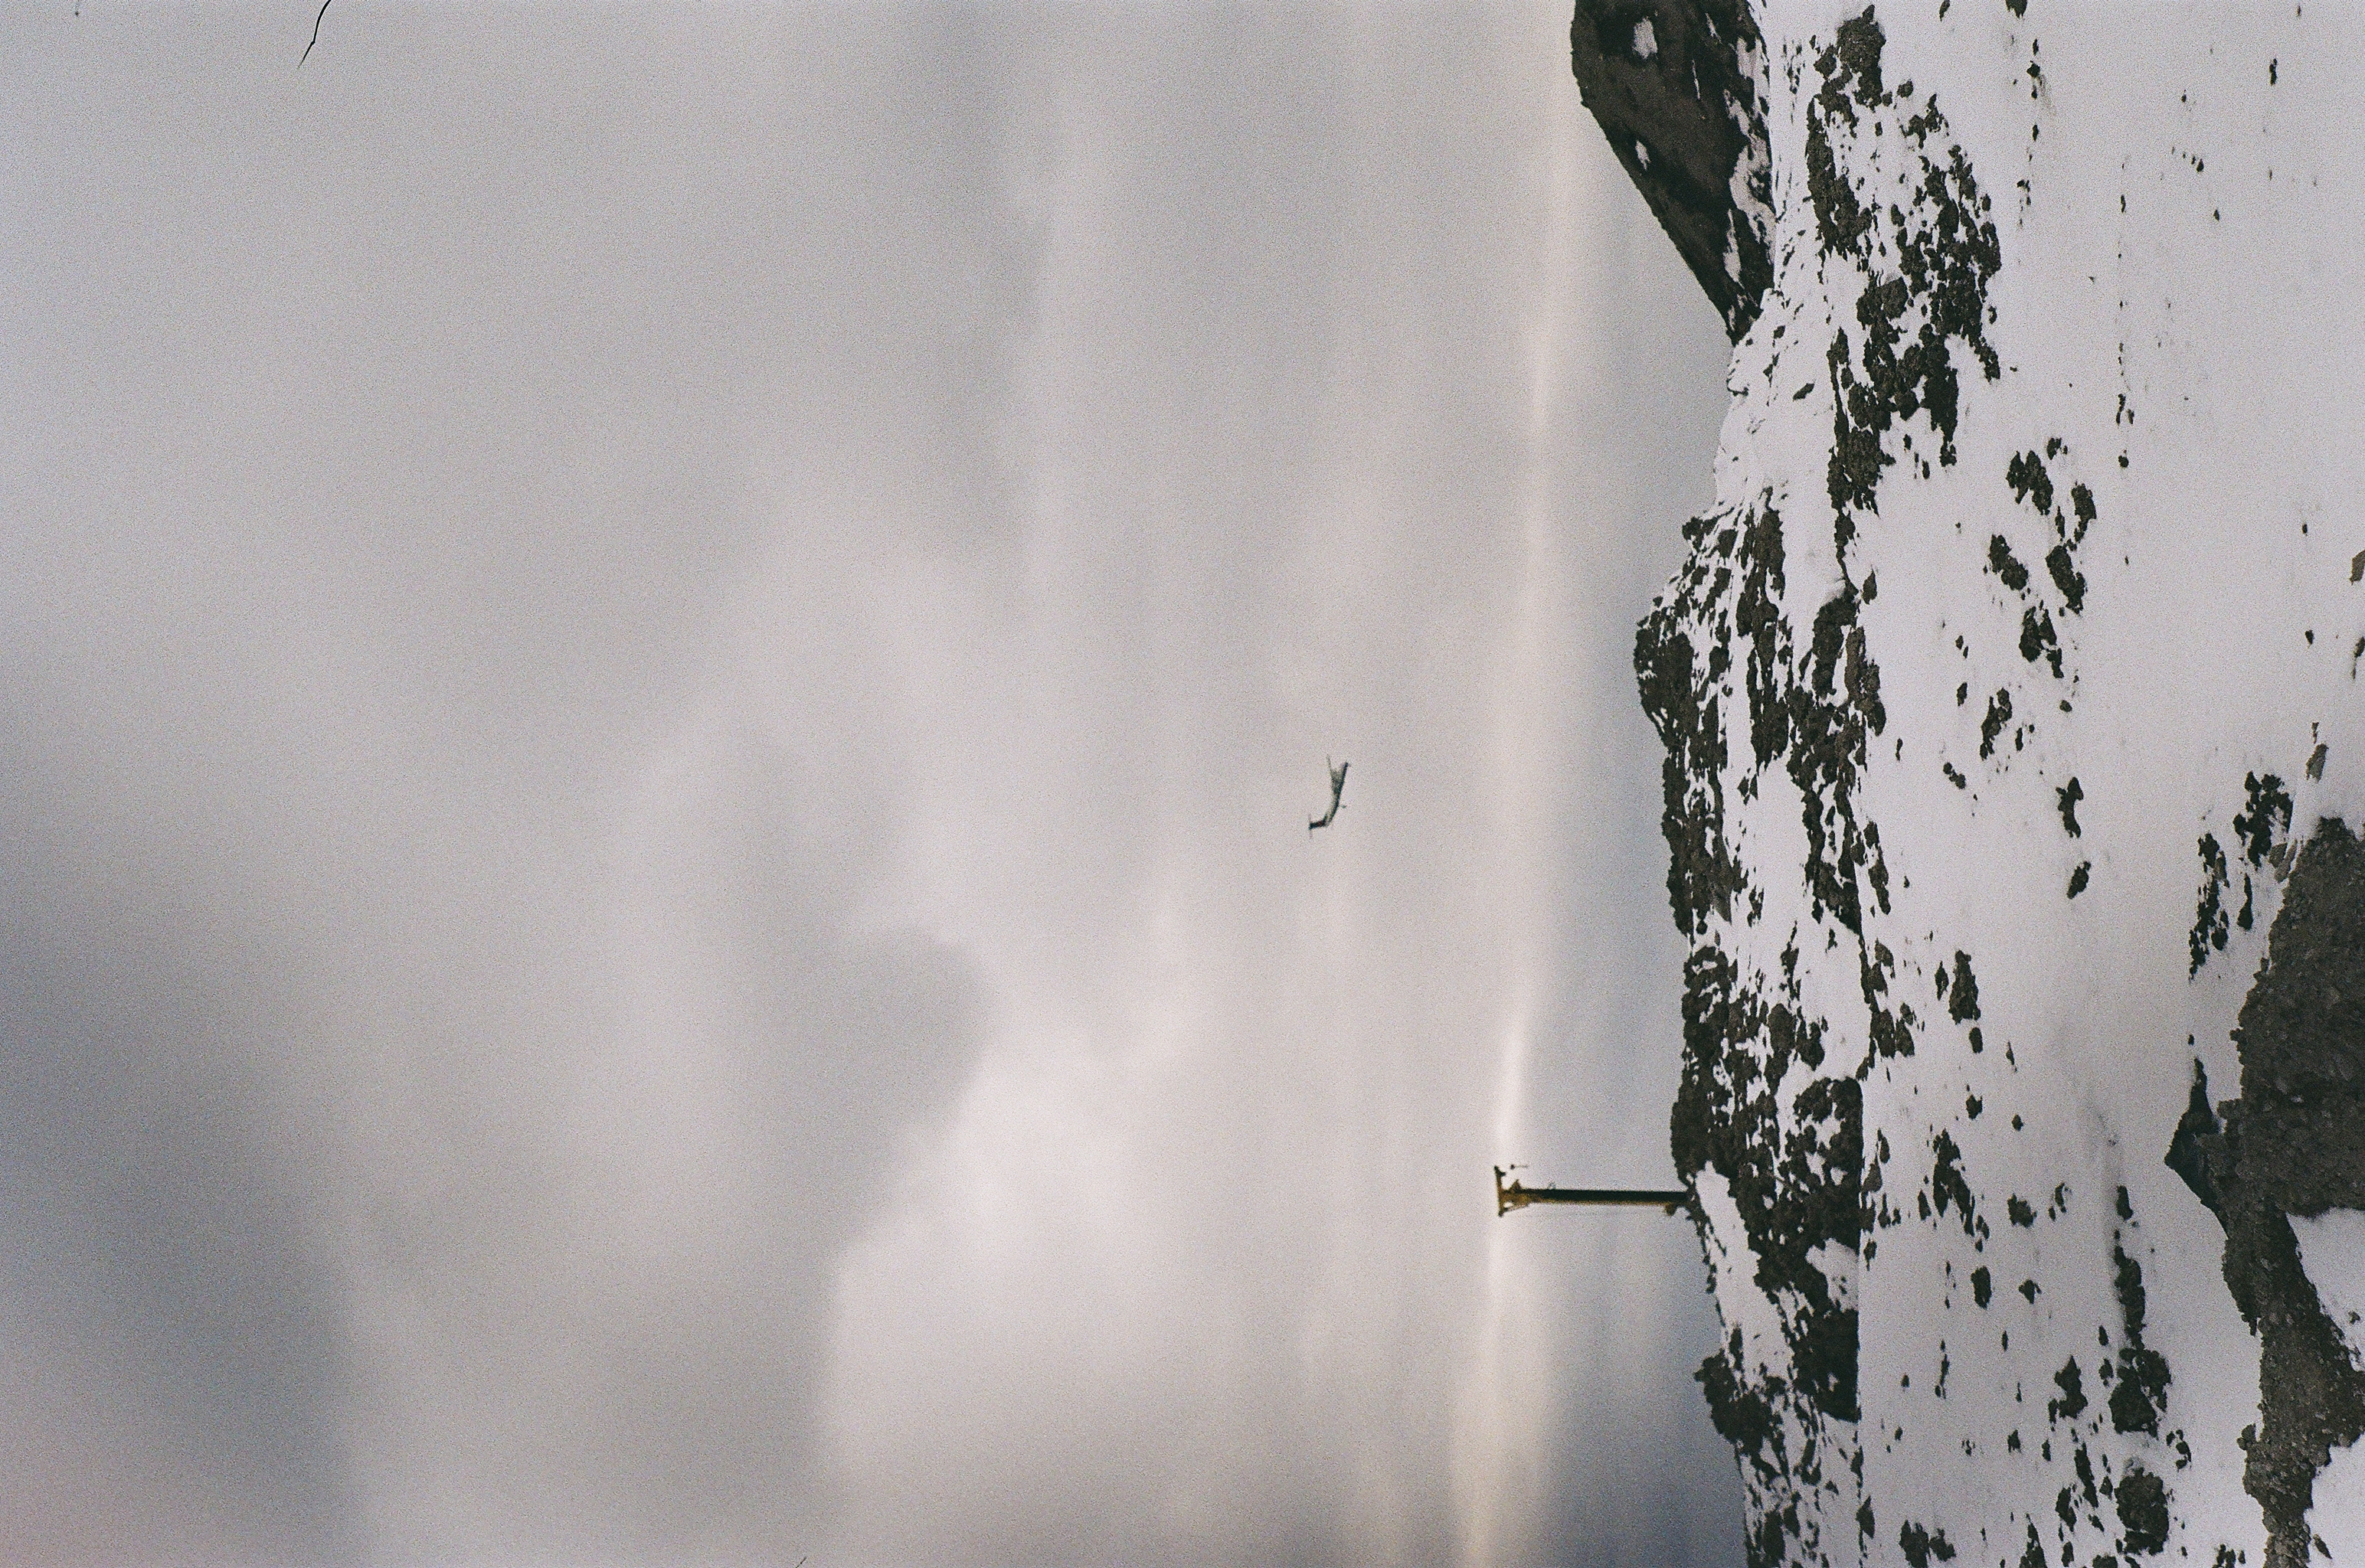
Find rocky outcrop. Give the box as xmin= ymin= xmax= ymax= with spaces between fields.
xmin=1568 ymin=0 xmax=1774 ymax=339
xmin=2173 ymin=821 xmax=2365 ymax=1568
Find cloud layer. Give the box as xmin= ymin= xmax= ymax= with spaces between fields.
xmin=0 ymin=5 xmax=1733 ymax=1563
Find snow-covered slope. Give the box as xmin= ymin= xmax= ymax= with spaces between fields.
xmin=1575 ymin=5 xmax=2365 ymax=1565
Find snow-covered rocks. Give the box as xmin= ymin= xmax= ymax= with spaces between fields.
xmin=1574 ymin=3 xmax=2365 ymax=1564
xmin=2294 ymin=1211 xmax=2365 ymax=1373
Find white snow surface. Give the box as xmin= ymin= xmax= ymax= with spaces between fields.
xmin=2318 ymin=1439 xmax=2365 ymax=1566
xmin=2295 ymin=1210 xmax=2365 ymax=1372
xmin=1660 ymin=4 xmax=2365 ymax=1564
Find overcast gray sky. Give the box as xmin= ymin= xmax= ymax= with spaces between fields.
xmin=1 ymin=4 xmax=1732 ymax=1563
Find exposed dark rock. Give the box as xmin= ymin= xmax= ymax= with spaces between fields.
xmin=2206 ymin=818 xmax=2365 ymax=1568
xmin=1989 ymin=536 xmax=2032 ymax=592
xmin=2192 ymin=834 xmax=2233 ymax=975
xmin=2007 ymin=450 xmax=2055 ymax=514
xmin=1639 ymin=493 xmax=1867 ymax=1567
xmin=1899 ymin=1520 xmax=1957 ymax=1566
xmin=1944 ymin=952 xmax=1981 ymax=1023
xmin=1932 ymin=1130 xmax=1977 ymax=1238
xmin=2108 ymin=1223 xmax=2173 ymax=1436
xmin=2165 ymin=1060 xmax=2228 ymax=1221
xmin=1980 ymin=689 xmax=2013 ymax=759
xmin=1697 ymin=1336 xmax=1783 ymax=1478
xmin=2049 ymin=1357 xmax=2089 ymax=1423
xmin=2117 ymin=1466 xmax=2170 ymax=1556
xmin=1817 ymin=29 xmax=2003 ymax=532
xmin=2234 ymin=773 xmax=2294 ymax=869
xmin=2045 ymin=543 xmax=2087 ymax=613
xmin=1568 ymin=0 xmax=1772 ymax=339
xmin=2058 ymin=778 xmax=2085 ymax=837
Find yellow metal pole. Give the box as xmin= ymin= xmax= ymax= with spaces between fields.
xmin=1493 ymin=1165 xmax=1687 ymax=1217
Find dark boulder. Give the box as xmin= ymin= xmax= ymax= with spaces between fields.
xmin=1570 ymin=0 xmax=1774 ymax=339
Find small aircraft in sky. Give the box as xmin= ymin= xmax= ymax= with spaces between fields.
xmin=1308 ymin=758 xmax=1349 ymax=831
